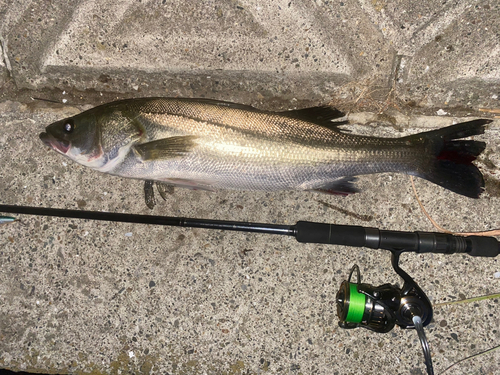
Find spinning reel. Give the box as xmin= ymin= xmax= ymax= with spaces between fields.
xmin=337 ymin=257 xmax=431 ymax=333
xmin=336 ymin=251 xmax=434 ymax=374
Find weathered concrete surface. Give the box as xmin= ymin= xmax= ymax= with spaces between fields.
xmin=0 ymin=99 xmax=499 ymax=375
xmin=1 ymin=0 xmax=499 ymax=110
xmin=1 ymin=0 xmax=500 ymax=374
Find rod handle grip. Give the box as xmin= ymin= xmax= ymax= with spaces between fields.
xmin=466 ymin=236 xmax=499 ymax=257
xmin=295 ymin=221 xmax=366 ymax=247
xmin=295 ymin=221 xmax=499 ymax=257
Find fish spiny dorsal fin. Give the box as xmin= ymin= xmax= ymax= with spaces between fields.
xmin=134 ymin=135 xmax=198 ymax=161
xmin=279 ymin=106 xmax=349 ymax=130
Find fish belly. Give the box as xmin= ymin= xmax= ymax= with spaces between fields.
xmin=111 ymin=138 xmax=416 ymax=191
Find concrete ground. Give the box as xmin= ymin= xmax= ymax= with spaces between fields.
xmin=1 ymin=1 xmax=499 ymax=374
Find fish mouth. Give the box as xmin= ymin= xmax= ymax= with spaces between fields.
xmin=39 ymin=132 xmax=70 ymax=154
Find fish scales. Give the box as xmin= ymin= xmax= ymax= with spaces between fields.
xmin=118 ymin=101 xmax=416 ymax=189
xmin=40 ymin=98 xmax=490 ymax=198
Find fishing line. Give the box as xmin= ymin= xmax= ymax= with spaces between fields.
xmin=31 ymin=97 xmax=63 ymax=104
xmin=413 ymin=315 xmax=434 ymax=375
xmin=1 ymin=203 xmax=498 ymax=375
xmin=344 ymin=283 xmax=365 ymax=323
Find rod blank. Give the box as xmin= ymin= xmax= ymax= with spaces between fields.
xmin=0 ymin=204 xmax=295 ymax=236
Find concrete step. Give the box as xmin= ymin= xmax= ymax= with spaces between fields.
xmin=1 ymin=0 xmax=499 ymax=110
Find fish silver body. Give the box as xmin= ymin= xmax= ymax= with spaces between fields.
xmin=40 ymin=97 xmax=490 ymax=197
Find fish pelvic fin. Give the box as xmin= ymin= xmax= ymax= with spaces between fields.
xmin=144 ymin=180 xmax=156 ymax=209
xmin=156 ymin=182 xmax=175 ymax=200
xmin=143 ymin=180 xmax=175 ymax=209
xmin=134 ymin=135 xmax=198 ymax=161
xmin=408 ymin=119 xmax=491 ymax=198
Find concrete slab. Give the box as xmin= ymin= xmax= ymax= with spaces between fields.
xmin=400 ymin=2 xmax=500 ymax=108
xmin=2 ymin=0 xmax=394 ymax=106
xmin=0 ymin=100 xmax=499 ymax=374
xmin=2 ymin=0 xmax=497 ymax=110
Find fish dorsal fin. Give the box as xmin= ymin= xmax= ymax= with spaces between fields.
xmin=134 ymin=135 xmax=197 ymax=161
xmin=278 ymin=106 xmax=349 ymax=130
xmin=186 ymin=98 xmax=262 ymax=112
xmin=187 ymin=101 xmax=350 ymax=130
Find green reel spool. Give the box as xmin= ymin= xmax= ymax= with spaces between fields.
xmin=336 ymin=264 xmax=402 ymax=333
xmin=344 ymin=282 xmax=366 ymax=323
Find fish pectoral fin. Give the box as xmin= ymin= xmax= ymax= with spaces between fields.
xmin=134 ymin=135 xmax=198 ymax=161
xmin=279 ymin=106 xmax=349 ymax=130
xmin=310 ymin=177 xmax=359 ymax=196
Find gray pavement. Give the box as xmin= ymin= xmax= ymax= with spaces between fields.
xmin=1 ymin=1 xmax=500 ymax=374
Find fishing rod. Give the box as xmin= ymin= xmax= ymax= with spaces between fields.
xmin=1 ymin=203 xmax=499 ymax=375
xmin=1 ymin=204 xmax=498 ymax=256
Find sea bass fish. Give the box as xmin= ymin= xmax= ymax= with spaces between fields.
xmin=40 ymin=97 xmax=491 ymax=201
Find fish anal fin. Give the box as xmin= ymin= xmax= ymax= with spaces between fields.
xmin=310 ymin=177 xmax=359 ymax=196
xmin=135 ymin=135 xmax=197 ymax=161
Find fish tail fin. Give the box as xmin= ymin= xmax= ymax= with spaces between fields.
xmin=408 ymin=119 xmax=491 ymax=198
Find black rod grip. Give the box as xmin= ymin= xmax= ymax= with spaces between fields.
xmin=378 ymin=230 xmax=468 ymax=254
xmin=295 ymin=221 xmax=499 ymax=257
xmin=378 ymin=231 xmax=499 ymax=257
xmin=466 ymin=236 xmax=499 ymax=257
xmin=295 ymin=221 xmax=367 ymax=247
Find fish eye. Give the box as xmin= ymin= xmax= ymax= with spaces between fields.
xmin=64 ymin=119 xmax=74 ymax=133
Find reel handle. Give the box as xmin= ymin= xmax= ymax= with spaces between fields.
xmin=295 ymin=221 xmax=499 ymax=257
